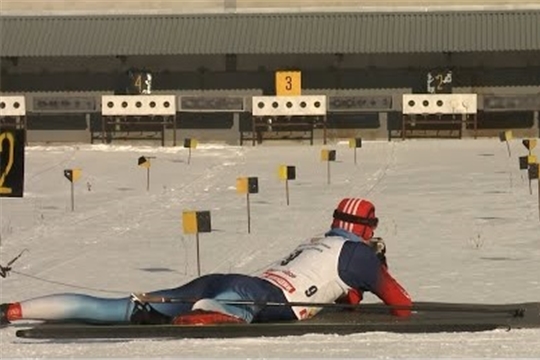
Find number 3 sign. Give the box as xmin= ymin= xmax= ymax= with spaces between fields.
xmin=0 ymin=129 xmax=25 ymax=197
xmin=275 ymin=71 xmax=302 ymax=96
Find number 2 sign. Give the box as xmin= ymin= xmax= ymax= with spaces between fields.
xmin=427 ymin=69 xmax=452 ymax=94
xmin=0 ymin=129 xmax=25 ymax=197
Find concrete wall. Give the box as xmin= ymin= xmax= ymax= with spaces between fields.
xmin=2 ymin=0 xmax=539 ymax=14
xmin=27 ymin=130 xmax=90 ymax=143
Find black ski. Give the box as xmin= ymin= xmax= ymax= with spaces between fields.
xmin=14 ymin=301 xmax=540 ymax=340
xmin=15 ymin=321 xmax=504 ymax=340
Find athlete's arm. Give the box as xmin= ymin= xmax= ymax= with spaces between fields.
xmin=372 ymin=266 xmax=412 ymax=317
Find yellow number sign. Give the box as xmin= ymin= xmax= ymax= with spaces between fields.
xmin=0 ymin=129 xmax=25 ymax=197
xmin=0 ymin=132 xmax=15 ymax=195
xmin=276 ymin=71 xmax=301 ymax=96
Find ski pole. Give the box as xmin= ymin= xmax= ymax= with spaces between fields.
xmin=0 ymin=249 xmax=28 ymax=278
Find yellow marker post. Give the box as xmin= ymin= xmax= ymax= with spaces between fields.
xmin=182 ymin=211 xmax=198 ymax=235
xmin=137 ymin=156 xmax=152 ymax=191
xmin=321 ymin=149 xmax=337 ymax=185
xmin=528 ymin=163 xmax=540 ymax=220
xmin=349 ymin=138 xmax=362 ymax=165
xmin=64 ymin=168 xmax=82 ymax=211
xmin=182 ymin=210 xmax=212 ymax=276
xmin=522 ymin=139 xmax=537 ymax=156
xmin=184 ymin=138 xmax=198 ymax=165
xmin=236 ymin=177 xmax=259 ymax=233
xmin=527 ymin=155 xmax=537 ymax=195
xmin=278 ymin=165 xmax=296 ymax=206
xmin=519 ymin=155 xmax=537 ymax=195
xmin=498 ymin=131 xmax=513 ymax=157
xmin=275 ymin=71 xmax=301 ymax=96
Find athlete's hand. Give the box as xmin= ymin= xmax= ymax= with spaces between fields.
xmin=336 ymin=288 xmax=363 ymax=305
xmin=0 ymin=265 xmax=12 ymax=278
xmin=369 ymin=237 xmax=387 ymax=267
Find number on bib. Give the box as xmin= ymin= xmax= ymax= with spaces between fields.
xmin=280 ymin=249 xmax=303 ymax=266
xmin=304 ymin=285 xmax=318 ymax=297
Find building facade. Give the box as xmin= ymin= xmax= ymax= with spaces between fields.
xmin=1 ymin=2 xmax=539 ymax=144
xmin=3 ymin=0 xmax=539 ymax=14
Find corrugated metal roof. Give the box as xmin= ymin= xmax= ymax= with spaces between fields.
xmin=1 ymin=11 xmax=539 ymax=57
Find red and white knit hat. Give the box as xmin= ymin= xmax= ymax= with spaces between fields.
xmin=331 ymin=198 xmax=378 ymax=240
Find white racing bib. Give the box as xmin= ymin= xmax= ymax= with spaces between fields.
xmin=254 ymin=236 xmax=350 ymax=319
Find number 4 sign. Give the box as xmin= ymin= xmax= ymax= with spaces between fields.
xmin=0 ymin=129 xmax=25 ymax=198
xmin=275 ymin=71 xmax=302 ymax=96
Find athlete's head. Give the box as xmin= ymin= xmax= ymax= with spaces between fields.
xmin=331 ymin=198 xmax=378 ymax=240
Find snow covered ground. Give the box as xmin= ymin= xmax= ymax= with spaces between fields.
xmin=1 ymin=138 xmax=539 ymax=358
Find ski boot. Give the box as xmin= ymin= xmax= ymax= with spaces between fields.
xmin=1 ymin=303 xmax=22 ymax=327
xmin=172 ymin=309 xmax=245 ymax=325
xmin=1 ymin=303 xmax=11 ymax=326
xmin=129 ymin=295 xmax=172 ymax=325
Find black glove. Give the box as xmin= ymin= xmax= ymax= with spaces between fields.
xmin=0 ymin=265 xmax=12 ymax=278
